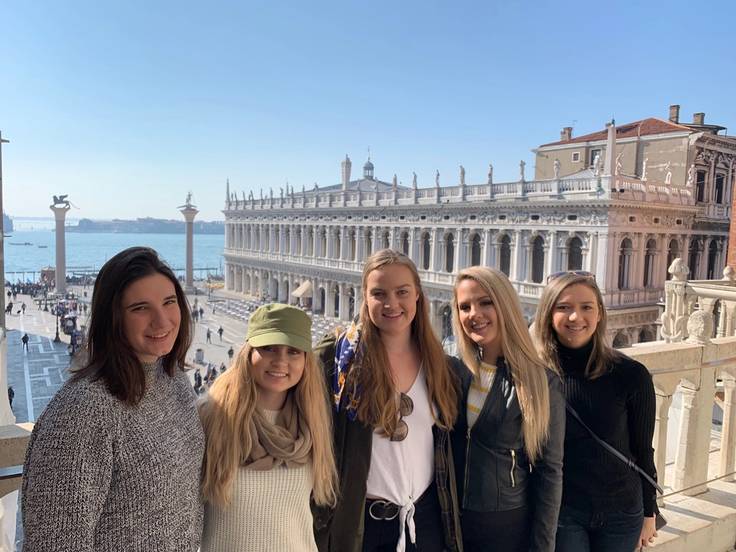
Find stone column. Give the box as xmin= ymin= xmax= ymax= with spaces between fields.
xmin=546 ymin=231 xmax=558 ymax=276
xmin=50 ymin=202 xmax=72 ymax=294
xmin=179 ymin=202 xmax=199 ymax=293
xmin=430 ymin=228 xmax=442 ymax=272
xmin=338 ymin=283 xmax=350 ymax=320
xmin=356 ymin=227 xmax=365 ymax=262
xmin=454 ymin=230 xmax=464 ymax=273
xmin=481 ymin=229 xmax=493 ymax=267
xmin=510 ymin=230 xmax=522 ymax=282
xmin=595 ymin=231 xmax=610 ymax=293
xmin=720 ymin=375 xmax=736 ymax=481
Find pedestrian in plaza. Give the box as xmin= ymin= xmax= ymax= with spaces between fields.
xmin=6 ymin=301 xmax=12 ymax=315
xmin=206 ymin=328 xmax=212 ymax=344
xmin=450 ymin=267 xmax=564 ymax=552
xmin=193 ymin=308 xmax=199 ymax=322
xmin=313 ymin=249 xmax=463 ymax=552
xmin=7 ymin=386 xmax=14 ymax=409
xmin=227 ymin=346 xmax=234 ymax=361
xmin=194 ymin=368 xmax=203 ymax=394
xmin=219 ymin=362 xmax=226 ymax=375
xmin=533 ymin=272 xmax=658 ymax=552
xmin=218 ymin=326 xmax=224 ymax=341
xmin=199 ymin=306 xmax=204 ymax=320
xmin=199 ymin=303 xmax=337 ymax=551
xmin=21 ymin=302 xmax=26 ymax=314
xmin=21 ymin=333 xmax=29 ymax=352
xmin=21 ymin=246 xmax=204 ymax=552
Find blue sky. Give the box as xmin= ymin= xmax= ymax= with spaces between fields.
xmin=1 ymin=0 xmax=734 ymax=221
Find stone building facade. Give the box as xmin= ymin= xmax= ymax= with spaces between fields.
xmin=224 ymin=109 xmax=733 ymax=347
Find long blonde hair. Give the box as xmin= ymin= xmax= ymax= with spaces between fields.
xmin=533 ymin=273 xmax=616 ymax=380
xmin=199 ymin=344 xmax=338 ymax=507
xmin=353 ymin=249 xmax=458 ymax=435
xmin=452 ymin=267 xmax=550 ymax=463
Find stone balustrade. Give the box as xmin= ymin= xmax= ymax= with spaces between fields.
xmin=225 ymin=174 xmax=694 ymax=212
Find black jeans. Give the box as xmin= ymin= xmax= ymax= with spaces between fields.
xmin=362 ymin=483 xmax=445 ymax=552
xmin=461 ymin=506 xmax=530 ymax=552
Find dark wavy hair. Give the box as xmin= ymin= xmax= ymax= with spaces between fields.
xmin=73 ymin=246 xmax=192 ymax=405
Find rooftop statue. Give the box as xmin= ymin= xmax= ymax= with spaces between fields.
xmin=412 ymin=172 xmax=417 ymax=189
xmin=435 ymin=170 xmax=440 ymax=187
xmin=459 ymin=165 xmax=465 ymax=186
xmin=554 ymin=158 xmax=561 ymax=179
xmin=488 ymin=164 xmax=493 ymax=184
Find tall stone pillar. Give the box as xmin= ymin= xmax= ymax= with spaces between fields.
xmin=50 ymin=201 xmax=71 ymax=294
xmin=179 ymin=198 xmax=199 ymax=294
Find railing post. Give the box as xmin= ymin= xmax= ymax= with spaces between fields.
xmin=720 ymin=374 xmax=736 ymax=482
xmin=674 ymin=363 xmax=716 ymax=495
xmin=654 ymin=392 xmax=672 ymax=504
xmin=660 ymin=258 xmax=691 ymax=343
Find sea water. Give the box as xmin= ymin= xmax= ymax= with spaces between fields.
xmin=4 ymin=229 xmax=224 ymax=280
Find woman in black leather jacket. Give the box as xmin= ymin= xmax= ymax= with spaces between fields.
xmin=450 ymin=267 xmax=565 ymax=552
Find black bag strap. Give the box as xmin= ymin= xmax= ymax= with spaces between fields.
xmin=566 ymin=402 xmax=664 ymax=494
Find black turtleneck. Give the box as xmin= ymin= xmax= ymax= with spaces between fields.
xmin=557 ymin=339 xmax=657 ymax=517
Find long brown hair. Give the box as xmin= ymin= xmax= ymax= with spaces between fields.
xmin=73 ymin=246 xmax=192 ymax=405
xmin=452 ymin=267 xmax=550 ymax=463
xmin=353 ymin=249 xmax=458 ymax=435
xmin=199 ymin=344 xmax=338 ymax=507
xmin=533 ymin=273 xmax=616 ymax=380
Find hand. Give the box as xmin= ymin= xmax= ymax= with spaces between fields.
xmin=638 ymin=516 xmax=657 ymax=548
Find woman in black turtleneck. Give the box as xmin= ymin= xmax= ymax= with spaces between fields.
xmin=533 ymin=273 xmax=658 ymax=552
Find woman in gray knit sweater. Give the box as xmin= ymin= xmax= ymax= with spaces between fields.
xmin=21 ymin=247 xmax=205 ymax=552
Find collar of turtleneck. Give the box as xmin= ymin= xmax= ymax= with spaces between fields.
xmin=141 ymin=358 xmax=164 ymax=381
xmin=556 ymin=338 xmax=594 ymax=376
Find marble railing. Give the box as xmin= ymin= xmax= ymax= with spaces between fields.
xmin=225 ymin=175 xmax=695 ymax=212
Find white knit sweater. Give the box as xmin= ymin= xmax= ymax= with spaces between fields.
xmin=201 ymin=410 xmax=317 ymax=552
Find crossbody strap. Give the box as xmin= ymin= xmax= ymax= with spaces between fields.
xmin=566 ymin=402 xmax=663 ymax=494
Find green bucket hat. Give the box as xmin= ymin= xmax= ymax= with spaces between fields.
xmin=246 ymin=303 xmax=312 ymax=352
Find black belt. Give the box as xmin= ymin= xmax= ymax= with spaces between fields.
xmin=365 ymin=482 xmax=437 ymax=522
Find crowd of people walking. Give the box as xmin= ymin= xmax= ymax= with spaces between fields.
xmin=20 ymin=246 xmax=659 ymax=552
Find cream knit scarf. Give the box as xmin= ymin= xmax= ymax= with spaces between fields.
xmin=244 ymin=394 xmax=313 ymax=470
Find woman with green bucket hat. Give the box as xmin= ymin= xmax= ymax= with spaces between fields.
xmin=199 ymin=303 xmax=337 ymax=552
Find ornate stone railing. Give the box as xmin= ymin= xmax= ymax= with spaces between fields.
xmin=224 ymin=174 xmax=699 ymax=212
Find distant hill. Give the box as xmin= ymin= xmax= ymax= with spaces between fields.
xmin=67 ymin=217 xmax=224 ymax=234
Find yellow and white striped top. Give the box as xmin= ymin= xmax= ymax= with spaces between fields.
xmin=467 ymin=362 xmax=497 ymax=428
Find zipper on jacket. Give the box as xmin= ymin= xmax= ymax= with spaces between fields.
xmin=509 ymin=449 xmax=517 ymax=488
xmin=463 ymin=427 xmax=472 ymax=507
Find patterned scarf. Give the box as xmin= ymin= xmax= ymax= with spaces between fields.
xmin=332 ymin=321 xmax=364 ymax=419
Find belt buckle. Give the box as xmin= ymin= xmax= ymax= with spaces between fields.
xmin=368 ymin=499 xmax=399 ymax=521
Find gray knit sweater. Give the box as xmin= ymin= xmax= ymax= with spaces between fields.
xmin=21 ymin=361 xmax=205 ymax=552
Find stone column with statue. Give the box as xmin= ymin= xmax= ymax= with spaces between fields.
xmin=179 ymin=193 xmax=199 ymax=293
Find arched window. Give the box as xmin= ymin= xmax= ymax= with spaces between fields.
xmin=422 ymin=232 xmax=431 ymax=270
xmin=567 ymin=237 xmax=583 ymax=271
xmin=333 ymin=287 xmax=340 ymax=318
xmin=470 ymin=233 xmax=481 ymax=266
xmin=499 ymin=235 xmax=511 ymax=276
xmin=401 ymin=231 xmax=410 ymax=256
xmin=284 ymin=228 xmax=291 ymax=255
xmin=531 ymin=236 xmax=545 ymax=283
xmin=295 ymin=228 xmax=302 ymax=255
xmin=445 ymin=233 xmax=455 ymax=273
xmin=687 ymin=239 xmax=701 ymax=279
xmin=307 ymin=228 xmax=314 ymax=256
xmin=382 ymin=231 xmax=390 ymax=249
xmin=639 ymin=327 xmax=656 ymax=343
xmin=612 ymin=331 xmax=630 ymax=349
xmin=643 ymin=239 xmax=656 ymax=288
xmin=666 ymin=239 xmax=680 ymax=280
xmin=707 ymin=240 xmax=719 ymax=280
xmin=617 ymin=238 xmax=633 ymax=290
xmin=320 ymin=229 xmax=327 ymax=257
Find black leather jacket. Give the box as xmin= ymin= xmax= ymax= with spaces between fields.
xmin=451 ymin=357 xmax=565 ymax=552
